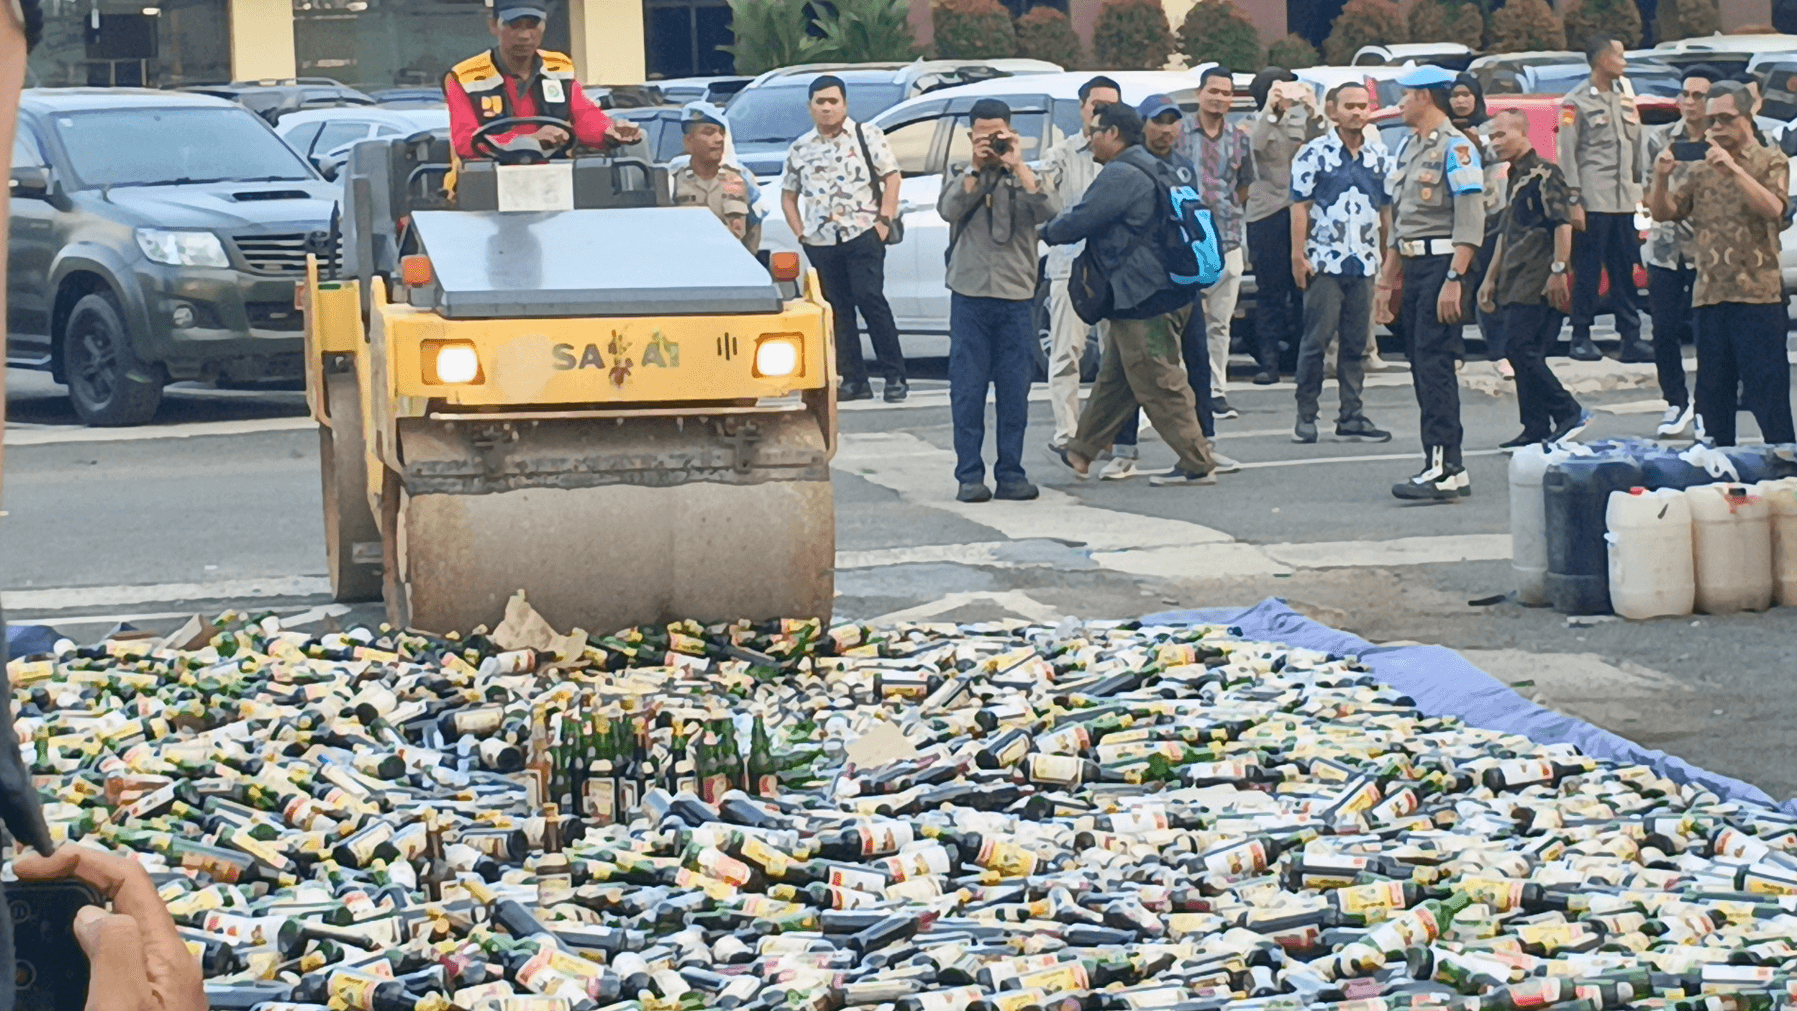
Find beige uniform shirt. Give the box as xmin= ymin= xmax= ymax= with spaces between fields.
xmin=1039 ymin=132 xmax=1102 ymax=279
xmin=672 ymin=164 xmax=761 ymax=254
xmin=1389 ymin=123 xmax=1486 ymax=248
xmin=1557 ymin=75 xmax=1644 ymax=214
xmin=1245 ymin=103 xmax=1325 ymax=223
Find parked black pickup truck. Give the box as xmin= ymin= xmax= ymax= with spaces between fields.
xmin=8 ymin=89 xmax=338 ymax=425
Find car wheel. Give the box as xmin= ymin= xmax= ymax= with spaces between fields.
xmin=63 ymin=291 xmax=163 ymax=427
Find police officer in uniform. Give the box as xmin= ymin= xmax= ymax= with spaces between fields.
xmin=443 ymin=0 xmax=639 ymax=165
xmin=1557 ymin=34 xmax=1647 ymax=363
xmin=670 ymin=103 xmax=761 ymax=254
xmin=1378 ymin=65 xmax=1485 ymax=501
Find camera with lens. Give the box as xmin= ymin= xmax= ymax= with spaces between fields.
xmin=989 ymin=136 xmax=1011 ymax=156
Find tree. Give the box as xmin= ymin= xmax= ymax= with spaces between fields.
xmin=931 ymin=0 xmax=1017 ymax=57
xmin=1093 ymin=0 xmax=1176 ymax=70
xmin=1406 ymin=0 xmax=1485 ymax=48
xmin=1655 ymin=0 xmax=1721 ymax=41
xmin=1177 ymin=0 xmax=1262 ymax=73
xmin=1265 ymin=32 xmax=1321 ymax=69
xmin=1016 ymin=6 xmax=1085 ymax=69
xmin=1323 ymin=0 xmax=1406 ymax=64
xmin=816 ymin=0 xmax=920 ymax=62
xmin=1563 ymin=0 xmax=1643 ymax=51
xmin=1488 ymin=0 xmax=1566 ymax=52
xmin=722 ymin=0 xmax=824 ymax=74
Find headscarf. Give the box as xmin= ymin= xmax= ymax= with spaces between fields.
xmin=1451 ymin=72 xmax=1488 ymax=131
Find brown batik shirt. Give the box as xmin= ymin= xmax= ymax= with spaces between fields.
xmin=1667 ymin=142 xmax=1790 ymax=306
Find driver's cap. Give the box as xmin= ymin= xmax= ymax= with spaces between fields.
xmin=493 ymin=0 xmax=546 ymax=22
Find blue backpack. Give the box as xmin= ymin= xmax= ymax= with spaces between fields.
xmin=1132 ymin=152 xmax=1223 ymax=290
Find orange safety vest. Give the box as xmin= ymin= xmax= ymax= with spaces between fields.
xmin=444 ymin=48 xmax=579 ymax=195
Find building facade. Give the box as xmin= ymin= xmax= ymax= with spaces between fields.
xmin=21 ymin=0 xmax=1774 ymax=94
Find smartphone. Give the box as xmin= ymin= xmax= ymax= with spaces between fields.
xmin=1672 ymin=140 xmax=1709 ymax=161
xmin=10 ymin=880 xmax=102 ymax=1011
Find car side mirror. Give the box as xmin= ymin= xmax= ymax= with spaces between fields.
xmin=10 ymin=165 xmax=50 ymax=199
xmin=311 ymin=155 xmax=340 ymax=181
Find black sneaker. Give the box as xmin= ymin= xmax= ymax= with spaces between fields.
xmin=839 ymin=381 xmax=874 ymax=402
xmin=1547 ymin=408 xmax=1592 ymax=444
xmin=1252 ymin=371 xmax=1278 ymax=385
xmin=1498 ymin=430 xmax=1548 ymax=449
xmin=1293 ymin=418 xmax=1318 ymax=444
xmin=883 ymin=378 xmax=909 ymax=403
xmin=1149 ymin=468 xmax=1218 ymax=486
xmin=956 ymin=482 xmax=992 ymax=503
xmin=1335 ymin=417 xmax=1392 ymax=443
xmin=1568 ymin=336 xmax=1603 ymax=362
xmin=1618 ymin=339 xmax=1654 ymax=363
xmin=1213 ymin=397 xmax=1239 ymax=420
xmin=994 ymin=479 xmax=1039 ymax=500
xmin=1392 ymin=449 xmax=1470 ymax=501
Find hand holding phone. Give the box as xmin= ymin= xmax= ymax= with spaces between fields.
xmin=12 ymin=846 xmax=207 ymax=1011
xmin=1671 ymin=139 xmax=1710 ymax=161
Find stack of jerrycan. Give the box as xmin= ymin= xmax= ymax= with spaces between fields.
xmin=1766 ymin=476 xmax=1797 ymax=606
xmin=1516 ymin=441 xmax=1797 ymax=616
xmin=1541 ymin=441 xmax=1646 ymax=614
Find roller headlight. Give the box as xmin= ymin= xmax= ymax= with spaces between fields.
xmin=753 ymin=334 xmax=802 ymax=378
xmin=423 ymin=340 xmax=483 ymax=385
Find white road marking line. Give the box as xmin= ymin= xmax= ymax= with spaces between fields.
xmin=1262 ymin=533 xmax=1513 ymax=569
xmin=1232 ymin=448 xmax=1507 ymax=469
xmin=835 ymin=432 xmax=1293 ymax=577
xmin=864 ymin=590 xmax=1064 ymax=625
xmin=6 ymin=416 xmax=315 ymax=446
xmin=837 ymin=543 xmax=1012 ymax=569
xmin=3 ymin=576 xmax=332 ymax=612
xmin=1597 ymin=398 xmax=1675 ymax=415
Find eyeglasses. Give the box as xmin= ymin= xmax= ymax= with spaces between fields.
xmin=1679 ymin=89 xmax=1709 ymax=99
xmin=1709 ymin=111 xmax=1741 ymax=125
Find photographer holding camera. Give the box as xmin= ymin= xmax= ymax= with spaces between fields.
xmin=937 ymin=98 xmax=1059 ymax=504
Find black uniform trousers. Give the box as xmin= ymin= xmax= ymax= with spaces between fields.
xmin=1400 ymin=253 xmax=1465 ymax=466
xmin=1570 ymin=210 xmax=1643 ymax=342
xmin=1247 ymin=209 xmax=1303 ymax=374
xmin=1645 ymin=263 xmax=1694 ymax=410
xmin=1501 ymin=302 xmax=1581 ymax=437
xmin=804 ymin=229 xmax=907 ymax=387
xmin=1693 ymin=301 xmax=1796 ymax=447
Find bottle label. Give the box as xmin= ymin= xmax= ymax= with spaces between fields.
xmin=1459 ymin=877 xmax=1524 ymax=911
xmin=1014 ymin=961 xmax=1090 ymax=992
xmin=826 ymin=864 xmax=886 ymax=893
xmin=756 ymin=773 xmax=779 ymax=798
xmin=974 ymin=838 xmax=1039 ymax=877
xmin=1338 ymin=880 xmax=1407 ymax=917
xmin=741 ymin=836 xmax=790 ymax=877
xmin=1027 ymin=754 xmax=1083 ymax=785
xmin=1202 ymin=839 xmax=1267 ymax=877
xmin=584 ymin=778 xmax=616 ymax=824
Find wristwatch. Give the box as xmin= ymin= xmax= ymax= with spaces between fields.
xmin=1445 ymin=269 xmax=1465 ymax=283
xmin=1549 ymin=261 xmax=1569 ymax=274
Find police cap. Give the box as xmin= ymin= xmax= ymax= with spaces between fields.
xmin=1395 ymin=65 xmax=1457 ymax=90
xmin=492 ymin=0 xmax=547 ymax=23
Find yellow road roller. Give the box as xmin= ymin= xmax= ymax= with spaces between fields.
xmin=302 ymin=122 xmax=835 ymax=634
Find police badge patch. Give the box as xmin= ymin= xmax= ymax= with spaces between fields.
xmin=543 ymin=79 xmax=565 ymax=103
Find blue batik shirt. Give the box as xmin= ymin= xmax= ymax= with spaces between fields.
xmin=1289 ymin=128 xmax=1394 ymax=277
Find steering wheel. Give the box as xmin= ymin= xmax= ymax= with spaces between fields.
xmin=468 ymin=115 xmax=578 ymax=163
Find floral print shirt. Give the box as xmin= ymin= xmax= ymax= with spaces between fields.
xmin=1290 ymin=129 xmax=1394 ymax=277
xmin=781 ymin=118 xmax=900 ymax=245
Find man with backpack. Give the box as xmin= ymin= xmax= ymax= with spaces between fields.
xmin=938 ymin=98 xmax=1059 ymax=504
xmin=1096 ymin=94 xmax=1228 ymax=481
xmin=1044 ymin=103 xmax=1218 ymax=487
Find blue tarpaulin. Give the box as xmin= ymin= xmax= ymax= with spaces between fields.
xmin=1141 ymin=597 xmax=1791 ymax=814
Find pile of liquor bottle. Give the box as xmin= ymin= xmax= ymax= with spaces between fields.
xmin=13 ymin=611 xmax=1797 ymax=1011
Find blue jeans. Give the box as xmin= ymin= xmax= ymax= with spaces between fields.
xmin=1113 ymin=294 xmax=1214 ymax=450
xmin=949 ymin=293 xmax=1033 ymax=484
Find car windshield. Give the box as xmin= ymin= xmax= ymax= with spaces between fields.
xmin=1526 ymin=64 xmax=1594 ymax=94
xmin=725 ymin=82 xmax=906 ymax=144
xmin=52 ymin=107 xmax=313 ymax=187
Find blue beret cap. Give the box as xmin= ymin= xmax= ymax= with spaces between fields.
xmin=1395 ymin=65 xmax=1458 ymax=90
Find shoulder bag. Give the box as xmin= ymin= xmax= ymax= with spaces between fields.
xmin=855 ymin=122 xmax=904 ymax=245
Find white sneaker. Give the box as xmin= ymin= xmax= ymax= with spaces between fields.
xmin=1099 ymin=456 xmax=1138 ymax=480
xmin=1656 ymin=403 xmax=1694 ymax=438
xmin=1210 ymin=453 xmax=1242 ymax=474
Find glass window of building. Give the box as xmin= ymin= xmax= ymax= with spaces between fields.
xmin=294 ymin=0 xmax=569 ymax=92
xmin=28 ymin=0 xmax=230 ymax=88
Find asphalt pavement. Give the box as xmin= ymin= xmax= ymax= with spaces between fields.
xmin=4 ymin=337 xmax=1796 ymax=799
